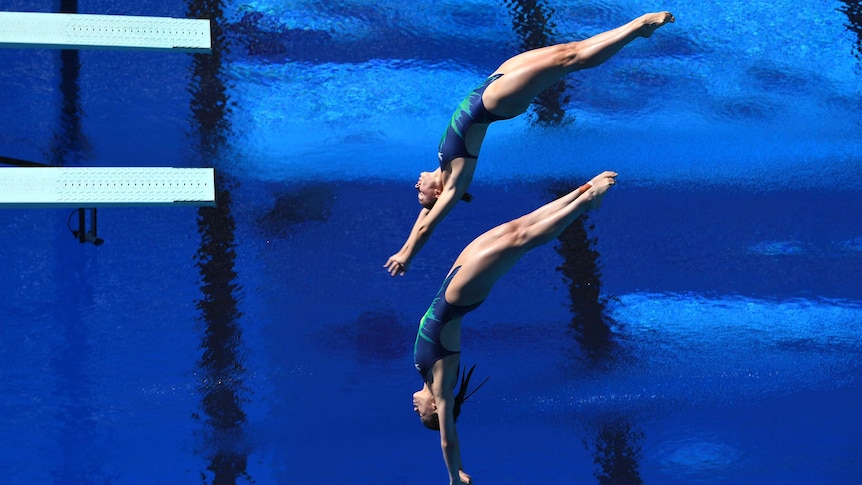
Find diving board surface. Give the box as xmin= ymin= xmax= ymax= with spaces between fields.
xmin=0 ymin=167 xmax=215 ymax=207
xmin=0 ymin=12 xmax=211 ymax=51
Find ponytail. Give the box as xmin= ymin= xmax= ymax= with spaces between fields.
xmin=452 ymin=364 xmax=489 ymax=421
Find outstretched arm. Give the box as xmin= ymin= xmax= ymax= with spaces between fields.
xmin=385 ymin=164 xmax=474 ymax=276
xmin=384 ymin=193 xmax=454 ymax=276
xmin=435 ymin=394 xmax=465 ymax=484
xmin=385 ymin=207 xmax=431 ymax=276
xmin=431 ymin=368 xmax=472 ymax=485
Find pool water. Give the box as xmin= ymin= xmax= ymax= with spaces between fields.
xmin=1 ymin=1 xmax=861 ymax=484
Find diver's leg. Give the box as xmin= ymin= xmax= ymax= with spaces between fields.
xmin=484 ymin=12 xmax=674 ymax=117
xmin=445 ymin=171 xmax=617 ymax=304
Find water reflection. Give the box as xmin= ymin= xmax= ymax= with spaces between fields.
xmin=50 ymin=251 xmax=103 ymax=483
xmin=226 ymin=7 xmax=508 ymax=68
xmin=47 ymin=4 xmax=101 ymax=479
xmin=588 ymin=416 xmax=645 ymax=485
xmin=189 ymin=1 xmax=232 ymax=154
xmin=837 ymin=0 xmax=862 ymax=62
xmin=194 ymin=186 xmax=250 ymax=484
xmin=187 ymin=1 xmax=249 ymax=483
xmin=49 ymin=0 xmax=90 ymax=166
xmin=503 ymin=0 xmax=570 ymax=125
xmin=551 ymin=184 xmax=616 ymax=365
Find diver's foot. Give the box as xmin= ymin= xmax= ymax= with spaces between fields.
xmin=584 ymin=171 xmax=617 ymax=210
xmin=639 ymin=12 xmax=675 ymax=38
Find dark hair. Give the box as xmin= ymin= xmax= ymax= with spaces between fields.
xmin=452 ymin=364 xmax=487 ymax=419
xmin=422 ymin=364 xmax=489 ymax=430
xmin=424 ymin=192 xmax=473 ymax=210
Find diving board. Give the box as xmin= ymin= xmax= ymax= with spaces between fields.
xmin=0 ymin=12 xmax=211 ymax=52
xmin=0 ymin=167 xmax=215 ymax=208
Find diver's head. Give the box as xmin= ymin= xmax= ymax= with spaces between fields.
xmin=415 ymin=170 xmax=474 ymax=209
xmin=413 ymin=386 xmax=440 ymax=430
xmin=413 ymin=365 xmax=488 ymax=431
xmin=415 ymin=171 xmax=442 ymax=209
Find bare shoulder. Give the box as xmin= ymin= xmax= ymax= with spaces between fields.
xmin=431 ymin=355 xmax=461 ymax=397
xmin=444 ymin=158 xmax=477 ymax=187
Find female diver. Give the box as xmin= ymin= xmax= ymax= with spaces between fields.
xmin=385 ymin=12 xmax=673 ymax=276
xmin=413 ymin=170 xmax=618 ymax=484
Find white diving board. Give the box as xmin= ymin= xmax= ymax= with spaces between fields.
xmin=0 ymin=167 xmax=215 ymax=208
xmin=0 ymin=12 xmax=211 ymax=52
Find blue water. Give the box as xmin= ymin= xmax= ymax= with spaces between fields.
xmin=1 ymin=1 xmax=861 ymax=484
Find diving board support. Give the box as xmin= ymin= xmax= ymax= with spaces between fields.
xmin=72 ymin=207 xmax=104 ymax=245
xmin=0 ymin=167 xmax=216 ymax=208
xmin=0 ymin=12 xmax=211 ymax=52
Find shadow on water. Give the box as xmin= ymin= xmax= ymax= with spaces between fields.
xmin=255 ymin=183 xmax=336 ymax=237
xmin=187 ymin=1 xmax=250 ymax=483
xmin=317 ymin=310 xmax=414 ymax=363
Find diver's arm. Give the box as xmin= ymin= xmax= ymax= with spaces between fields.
xmin=438 ymin=398 xmax=465 ymax=484
xmin=433 ymin=380 xmax=463 ymax=484
xmin=385 ymin=207 xmax=433 ymax=276
xmin=385 ymin=164 xmax=472 ymax=276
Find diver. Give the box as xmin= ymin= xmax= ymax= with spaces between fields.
xmin=385 ymin=12 xmax=673 ymax=277
xmin=412 ymin=171 xmax=618 ymax=484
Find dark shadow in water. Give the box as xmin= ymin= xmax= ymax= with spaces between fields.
xmin=47 ymin=0 xmax=91 ymax=166
xmin=256 ymin=183 xmax=335 ymax=237
xmin=837 ymin=1 xmax=862 ymax=63
xmin=746 ymin=63 xmax=815 ymax=95
xmin=502 ymin=0 xmax=570 ymax=125
xmin=585 ymin=416 xmax=645 ymax=485
xmin=188 ymin=1 xmax=233 ymax=155
xmin=187 ymin=1 xmax=250 ymax=484
xmin=194 ymin=183 xmax=250 ymax=485
xmin=316 ymin=310 xmax=414 ymax=363
xmin=712 ymin=96 xmax=779 ymax=122
xmin=0 ymin=155 xmax=48 ymax=167
xmin=548 ymin=184 xmax=643 ymax=484
xmin=549 ymin=183 xmax=617 ymax=366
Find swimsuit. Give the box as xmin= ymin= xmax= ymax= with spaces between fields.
xmin=437 ymin=74 xmax=515 ymax=168
xmin=414 ymin=266 xmax=484 ymax=380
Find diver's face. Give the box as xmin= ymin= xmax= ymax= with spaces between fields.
xmin=415 ymin=171 xmax=439 ymax=209
xmin=413 ymin=388 xmax=436 ymax=419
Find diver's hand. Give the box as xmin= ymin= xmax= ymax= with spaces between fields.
xmin=457 ymin=469 xmax=473 ymax=484
xmin=384 ymin=254 xmax=409 ymax=277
